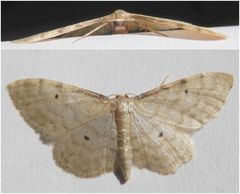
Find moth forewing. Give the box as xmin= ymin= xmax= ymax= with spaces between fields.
xmin=133 ymin=72 xmax=233 ymax=133
xmin=130 ymin=14 xmax=226 ymax=40
xmin=13 ymin=14 xmax=112 ymax=44
xmin=129 ymin=72 xmax=233 ymax=174
xmin=12 ymin=9 xmax=225 ymax=43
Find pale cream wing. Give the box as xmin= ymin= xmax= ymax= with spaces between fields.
xmin=13 ymin=14 xmax=111 ymax=43
xmin=130 ymin=72 xmax=233 ymax=174
xmin=129 ymin=13 xmax=226 ymax=40
xmin=129 ymin=111 xmax=194 ymax=174
xmin=133 ymin=72 xmax=233 ymax=134
xmin=53 ymin=112 xmax=117 ymax=178
xmin=7 ymin=78 xmax=118 ymax=177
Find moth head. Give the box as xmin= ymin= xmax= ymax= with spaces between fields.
xmin=113 ymin=10 xmax=128 ymax=19
xmin=115 ymin=94 xmax=129 ymax=99
xmin=112 ymin=95 xmax=131 ymax=108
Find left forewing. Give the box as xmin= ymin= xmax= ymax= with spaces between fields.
xmin=7 ymin=78 xmax=111 ymax=143
xmin=8 ymin=78 xmax=118 ymax=178
xmin=13 ymin=14 xmax=111 ymax=43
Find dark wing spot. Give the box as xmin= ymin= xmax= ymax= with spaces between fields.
xmin=158 ymin=132 xmax=163 ymax=137
xmin=75 ymin=89 xmax=82 ymax=93
xmin=55 ymin=94 xmax=59 ymax=99
xmin=180 ymin=79 xmax=187 ymax=85
xmin=185 ymin=89 xmax=188 ymax=94
xmin=84 ymin=135 xmax=90 ymax=140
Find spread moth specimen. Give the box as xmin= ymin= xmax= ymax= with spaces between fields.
xmin=8 ymin=72 xmax=233 ymax=183
xmin=13 ymin=9 xmax=225 ymax=43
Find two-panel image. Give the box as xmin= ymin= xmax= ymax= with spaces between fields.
xmin=1 ymin=1 xmax=239 ymax=193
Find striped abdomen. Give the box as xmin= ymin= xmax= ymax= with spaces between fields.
xmin=114 ymin=101 xmax=132 ymax=182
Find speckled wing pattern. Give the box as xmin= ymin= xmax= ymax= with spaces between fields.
xmin=7 ymin=79 xmax=117 ymax=178
xmin=130 ymin=72 xmax=233 ymax=174
xmin=13 ymin=9 xmax=225 ymax=43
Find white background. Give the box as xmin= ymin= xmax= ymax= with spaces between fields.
xmin=1 ymin=50 xmax=239 ymax=192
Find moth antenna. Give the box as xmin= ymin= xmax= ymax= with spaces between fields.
xmin=72 ymin=23 xmax=108 ymax=43
xmin=160 ymin=75 xmax=170 ymax=87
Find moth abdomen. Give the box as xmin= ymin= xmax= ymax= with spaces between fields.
xmin=115 ymin=101 xmax=133 ymax=182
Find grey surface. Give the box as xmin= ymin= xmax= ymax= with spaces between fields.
xmin=1 ymin=50 xmax=239 ymax=193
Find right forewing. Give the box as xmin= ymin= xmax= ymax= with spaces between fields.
xmin=133 ymin=72 xmax=233 ymax=133
xmin=129 ymin=13 xmax=226 ymax=40
xmin=129 ymin=72 xmax=233 ymax=174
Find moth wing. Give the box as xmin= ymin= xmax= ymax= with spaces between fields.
xmin=13 ymin=14 xmax=111 ymax=43
xmin=130 ymin=72 xmax=233 ymax=174
xmin=130 ymin=110 xmax=194 ymax=174
xmin=53 ymin=110 xmax=117 ymax=178
xmin=132 ymin=72 xmax=233 ymax=134
xmin=8 ymin=79 xmax=118 ymax=177
xmin=129 ymin=13 xmax=226 ymax=40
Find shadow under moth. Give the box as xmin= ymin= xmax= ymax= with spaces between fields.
xmin=13 ymin=9 xmax=226 ymax=43
xmin=7 ymin=72 xmax=233 ymax=183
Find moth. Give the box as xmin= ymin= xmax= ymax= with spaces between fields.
xmin=7 ymin=72 xmax=233 ymax=184
xmin=13 ymin=9 xmax=225 ymax=43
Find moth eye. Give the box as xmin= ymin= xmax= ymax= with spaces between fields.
xmin=181 ymin=79 xmax=187 ymax=84
xmin=55 ymin=94 xmax=59 ymax=99
xmin=158 ymin=132 xmax=163 ymax=137
xmin=184 ymin=89 xmax=188 ymax=95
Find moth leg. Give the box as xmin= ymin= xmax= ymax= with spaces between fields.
xmin=132 ymin=20 xmax=169 ymax=37
xmin=72 ymin=22 xmax=108 ymax=43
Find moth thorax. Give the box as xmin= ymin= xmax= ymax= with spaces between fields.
xmin=117 ymin=102 xmax=129 ymax=113
xmin=112 ymin=21 xmax=128 ymax=34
